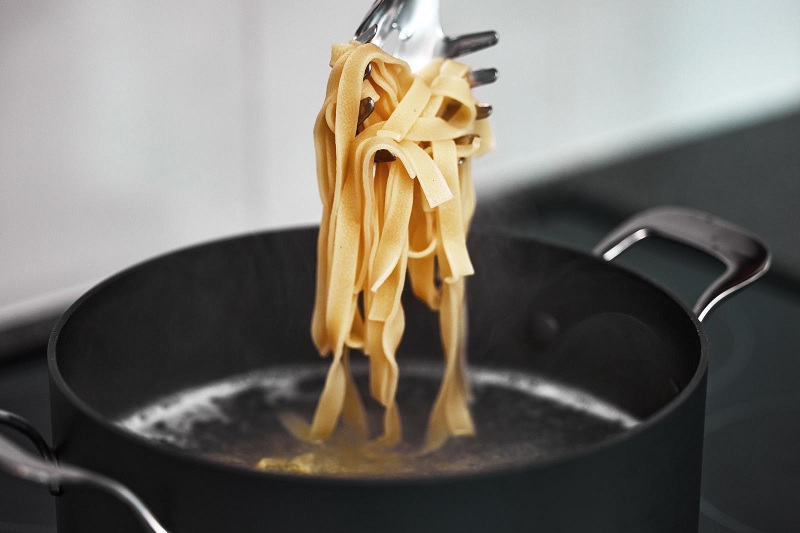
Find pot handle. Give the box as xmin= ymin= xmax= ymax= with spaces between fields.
xmin=0 ymin=408 xmax=172 ymax=533
xmin=593 ymin=206 xmax=771 ymax=322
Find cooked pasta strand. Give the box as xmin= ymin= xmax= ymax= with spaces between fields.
xmin=302 ymin=41 xmax=493 ymax=452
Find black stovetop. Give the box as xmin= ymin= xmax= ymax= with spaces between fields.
xmin=1 ymin=109 xmax=799 ymax=532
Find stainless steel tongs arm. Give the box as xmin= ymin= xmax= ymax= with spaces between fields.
xmin=354 ymin=0 xmax=498 ymax=73
xmin=354 ymin=0 xmax=498 ymax=80
xmin=352 ymin=0 xmax=499 ymax=160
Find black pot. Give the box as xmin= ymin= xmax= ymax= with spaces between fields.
xmin=0 ymin=207 xmax=769 ymax=533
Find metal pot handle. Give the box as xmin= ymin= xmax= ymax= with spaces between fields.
xmin=593 ymin=206 xmax=771 ymax=322
xmin=0 ymin=408 xmax=171 ymax=533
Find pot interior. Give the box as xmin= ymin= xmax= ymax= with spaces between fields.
xmin=51 ymin=227 xmax=703 ymax=476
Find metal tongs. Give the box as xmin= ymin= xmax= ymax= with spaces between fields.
xmin=354 ymin=0 xmax=498 ymax=76
xmin=353 ymin=0 xmax=498 ymax=130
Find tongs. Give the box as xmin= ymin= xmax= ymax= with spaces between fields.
xmin=354 ymin=0 xmax=498 ymax=77
xmin=353 ymin=0 xmax=498 ymax=152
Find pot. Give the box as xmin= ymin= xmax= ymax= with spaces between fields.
xmin=0 ymin=206 xmax=769 ymax=533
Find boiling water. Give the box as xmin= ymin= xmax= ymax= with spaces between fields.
xmin=117 ymin=362 xmax=639 ymax=477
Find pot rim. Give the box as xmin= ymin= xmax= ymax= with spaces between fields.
xmin=47 ymin=226 xmax=710 ymax=487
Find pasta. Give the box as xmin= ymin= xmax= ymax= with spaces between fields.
xmin=285 ymin=41 xmax=493 ymax=453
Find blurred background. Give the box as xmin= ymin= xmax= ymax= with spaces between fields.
xmin=1 ymin=0 xmax=798 ymax=329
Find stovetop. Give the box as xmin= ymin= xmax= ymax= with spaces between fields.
xmin=1 ymin=109 xmax=798 ymax=532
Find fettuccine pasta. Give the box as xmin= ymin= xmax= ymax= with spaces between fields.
xmin=287 ymin=41 xmax=493 ymax=452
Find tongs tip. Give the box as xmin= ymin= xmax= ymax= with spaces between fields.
xmin=355 ymin=23 xmax=379 ymax=44
xmin=445 ymin=30 xmax=499 ymax=59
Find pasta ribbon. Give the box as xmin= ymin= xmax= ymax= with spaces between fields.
xmin=300 ymin=41 xmax=494 ymax=452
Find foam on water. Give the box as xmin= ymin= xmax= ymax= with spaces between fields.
xmin=117 ymin=362 xmax=640 ymax=476
xmin=467 ymin=367 xmax=639 ymax=429
xmin=120 ymin=366 xmax=323 ymax=440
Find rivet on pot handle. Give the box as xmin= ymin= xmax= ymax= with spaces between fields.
xmin=0 ymin=409 xmax=172 ymax=533
xmin=593 ymin=206 xmax=771 ymax=322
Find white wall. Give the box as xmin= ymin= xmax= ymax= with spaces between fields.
xmin=1 ymin=0 xmax=799 ymax=326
